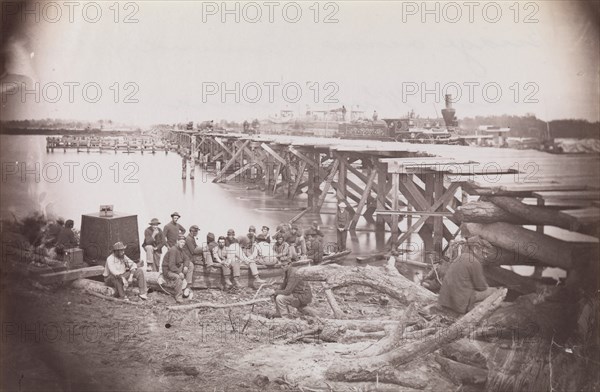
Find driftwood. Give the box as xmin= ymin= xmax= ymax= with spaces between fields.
xmin=296 ymin=264 xmax=437 ymax=305
xmin=72 ymin=278 xmax=116 ymax=296
xmin=168 ymin=297 xmax=270 ymax=310
xmin=483 ymin=265 xmax=540 ymax=295
xmin=435 ymin=355 xmax=488 ymax=385
xmin=358 ymin=303 xmax=417 ymax=357
xmin=462 ymin=222 xmax=597 ymax=270
xmin=85 ymin=290 xmax=143 ymax=306
xmin=325 ymin=288 xmax=507 ymax=385
xmin=440 ymin=338 xmax=488 ymax=368
xmin=38 ymin=266 xmax=104 ymax=284
xmin=455 ymin=201 xmax=524 ymax=224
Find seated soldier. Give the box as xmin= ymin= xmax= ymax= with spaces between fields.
xmin=255 ymin=234 xmax=278 ymax=266
xmin=55 ymin=219 xmax=78 ymax=255
xmin=285 ymin=224 xmax=307 ymax=260
xmin=212 ymin=236 xmax=238 ymax=291
xmin=272 ymin=233 xmax=291 ymax=265
xmin=438 ymin=236 xmax=497 ymax=314
xmin=103 ymin=242 xmax=148 ymax=301
xmin=270 ymin=258 xmax=313 ymax=318
xmin=183 ymin=225 xmax=204 ymax=265
xmin=305 ymin=229 xmax=323 ymax=265
xmin=257 ymin=225 xmax=271 ymax=243
xmin=225 ymin=228 xmax=238 ymax=246
xmin=232 ymin=236 xmax=266 ymax=289
xmin=202 ymin=232 xmax=218 ymax=267
xmin=163 ymin=235 xmax=194 ymax=303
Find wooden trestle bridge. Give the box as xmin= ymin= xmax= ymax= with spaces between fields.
xmin=170 ymin=130 xmax=600 ymax=262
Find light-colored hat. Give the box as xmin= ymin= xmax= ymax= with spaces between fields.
xmin=171 ymin=212 xmax=181 ymax=218
xmin=189 ymin=225 xmax=200 ymax=231
xmin=149 ymin=218 xmax=161 ymax=226
xmin=113 ymin=242 xmax=126 ymax=251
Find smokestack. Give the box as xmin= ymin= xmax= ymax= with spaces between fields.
xmin=441 ymin=94 xmax=458 ymax=129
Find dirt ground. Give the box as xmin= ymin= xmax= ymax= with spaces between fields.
xmin=0 ymin=274 xmax=456 ymax=392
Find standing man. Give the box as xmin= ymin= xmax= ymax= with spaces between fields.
xmin=372 ymin=110 xmax=378 ymax=121
xmin=55 ymin=219 xmax=78 ymax=254
xmin=341 ymin=105 xmax=347 ymax=121
xmin=438 ymin=237 xmax=497 ymax=314
xmin=163 ymin=212 xmax=186 ymax=248
xmin=270 ymin=259 xmax=312 ymax=318
xmin=183 ymin=225 xmax=204 ymax=265
xmin=336 ymin=201 xmax=350 ymax=251
xmin=143 ymin=218 xmax=165 ymax=272
xmin=163 ymin=235 xmax=194 ymax=303
xmin=103 ymin=242 xmax=148 ymax=301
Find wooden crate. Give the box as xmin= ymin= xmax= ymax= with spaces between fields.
xmin=80 ymin=212 xmax=140 ymax=264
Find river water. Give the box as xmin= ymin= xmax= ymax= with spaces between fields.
xmin=0 ymin=135 xmax=390 ymax=258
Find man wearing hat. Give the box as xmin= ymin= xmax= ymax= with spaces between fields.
xmin=226 ymin=236 xmax=266 ymax=290
xmin=285 ymin=224 xmax=307 ymax=260
xmin=438 ymin=235 xmax=498 ymax=314
xmin=273 ymin=233 xmax=291 ymax=264
xmin=305 ymin=228 xmax=323 ymax=265
xmin=336 ymin=201 xmax=350 ymax=251
xmin=257 ymin=226 xmax=271 ymax=244
xmin=269 ymin=257 xmax=312 ymax=318
xmin=163 ymin=235 xmax=194 ymax=303
xmin=103 ymin=242 xmax=148 ymax=300
xmin=183 ymin=225 xmax=204 ymax=266
xmin=143 ymin=218 xmax=166 ymax=272
xmin=224 ymin=229 xmax=238 ymax=247
xmin=163 ymin=212 xmax=186 ymax=248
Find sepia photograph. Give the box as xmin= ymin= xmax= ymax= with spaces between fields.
xmin=1 ymin=1 xmax=599 ymax=391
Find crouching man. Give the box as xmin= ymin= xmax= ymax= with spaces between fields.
xmin=438 ymin=236 xmax=497 ymax=314
xmin=164 ymin=235 xmax=195 ymax=303
xmin=103 ymin=242 xmax=148 ymax=301
xmin=271 ymin=259 xmax=312 ymax=318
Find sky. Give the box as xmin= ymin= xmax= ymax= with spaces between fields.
xmin=1 ymin=0 xmax=599 ymax=126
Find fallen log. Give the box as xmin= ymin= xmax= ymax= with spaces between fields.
xmin=296 ymin=264 xmax=437 ymax=305
xmin=38 ymin=266 xmax=104 ymax=284
xmin=455 ymin=201 xmax=524 ymax=224
xmin=435 ymin=355 xmax=488 ymax=385
xmin=358 ymin=303 xmax=416 ymax=357
xmin=71 ymin=278 xmax=115 ymax=296
xmin=440 ymin=338 xmax=488 ymax=369
xmin=325 ymin=288 xmax=507 ymax=384
xmin=168 ymin=297 xmax=270 ymax=310
xmin=483 ymin=265 xmax=540 ymax=295
xmin=488 ymin=196 xmax=580 ymax=231
xmin=462 ymin=222 xmax=597 ymax=270
xmin=85 ymin=290 xmax=143 ymax=306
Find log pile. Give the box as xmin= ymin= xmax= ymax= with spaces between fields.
xmin=454 ymin=196 xmax=599 ymax=297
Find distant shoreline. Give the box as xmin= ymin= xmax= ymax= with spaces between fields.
xmin=0 ymin=128 xmax=144 ymax=136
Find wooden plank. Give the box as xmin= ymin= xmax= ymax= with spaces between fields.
xmin=289 ymin=161 xmax=307 ymax=199
xmin=391 ymin=173 xmax=400 ymax=245
xmin=214 ymin=137 xmax=234 ymax=156
xmin=261 ymin=143 xmax=288 ymax=166
xmin=38 ymin=266 xmax=105 ymax=284
xmin=316 ymin=159 xmax=340 ymax=210
xmin=562 ymin=207 xmax=600 ymax=225
xmin=213 ymin=140 xmax=250 ymax=183
xmin=396 ymin=183 xmax=460 ymax=246
xmin=375 ymin=210 xmax=453 ymax=217
xmin=348 ymin=169 xmax=378 ymax=230
xmin=533 ymin=190 xmax=600 ymax=200
xmin=224 ymin=162 xmax=253 ymax=182
xmin=433 ymin=173 xmax=444 ymax=253
xmin=289 ymin=146 xmax=320 ymax=169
